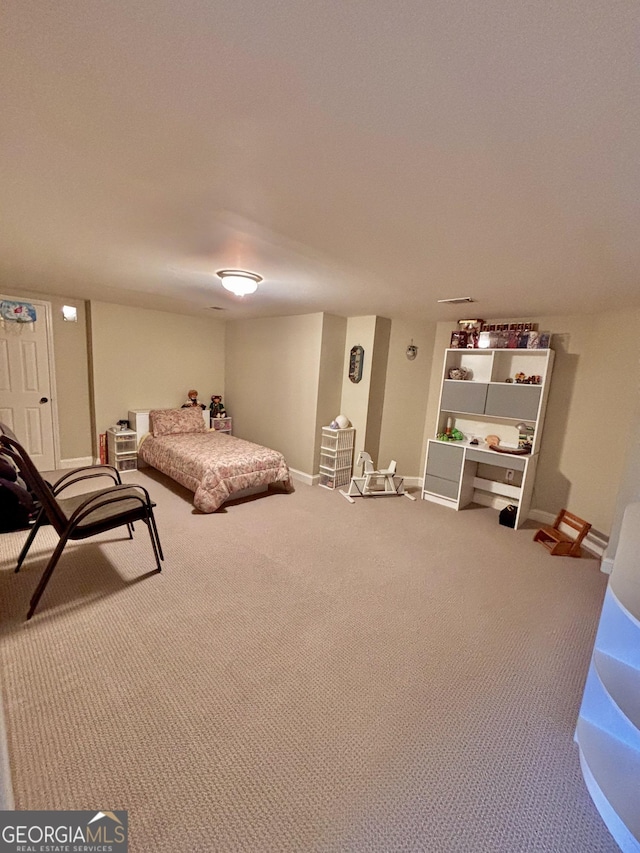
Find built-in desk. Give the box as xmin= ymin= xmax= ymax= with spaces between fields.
xmin=422 ymin=347 xmax=554 ymax=529
xmin=421 ymin=439 xmax=537 ymax=529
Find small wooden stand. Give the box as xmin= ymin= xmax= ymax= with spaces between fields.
xmin=533 ymin=509 xmax=591 ymax=558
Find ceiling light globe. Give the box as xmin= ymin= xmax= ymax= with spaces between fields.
xmin=217 ymin=269 xmax=262 ymax=297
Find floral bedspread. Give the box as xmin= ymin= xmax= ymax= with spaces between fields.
xmin=139 ymin=431 xmax=294 ymax=512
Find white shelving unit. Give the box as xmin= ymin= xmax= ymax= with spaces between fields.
xmin=422 ymin=347 xmax=554 ymax=528
xmin=107 ymin=427 xmax=138 ymax=472
xmin=318 ymin=427 xmax=355 ymax=490
xmin=575 ymin=503 xmax=640 ymax=852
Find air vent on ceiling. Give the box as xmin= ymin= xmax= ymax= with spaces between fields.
xmin=208 ymin=306 xmax=225 ymax=311
xmin=436 ymin=296 xmax=476 ymax=305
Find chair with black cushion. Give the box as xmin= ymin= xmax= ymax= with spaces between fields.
xmin=0 ymin=421 xmax=38 ymax=531
xmin=0 ymin=433 xmax=164 ymax=620
xmin=1 ymin=418 xmax=128 ymax=557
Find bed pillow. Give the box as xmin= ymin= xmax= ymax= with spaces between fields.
xmin=149 ymin=408 xmax=207 ymax=438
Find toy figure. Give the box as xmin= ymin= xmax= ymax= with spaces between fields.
xmin=182 ymin=389 xmax=205 ymax=409
xmin=209 ymin=395 xmax=226 ymax=418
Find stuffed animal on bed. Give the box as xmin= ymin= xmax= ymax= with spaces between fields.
xmin=209 ymin=395 xmax=226 ymax=418
xmin=182 ymin=389 xmax=206 ymax=410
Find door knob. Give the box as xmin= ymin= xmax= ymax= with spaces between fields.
xmin=39 ymin=397 xmax=49 ymax=404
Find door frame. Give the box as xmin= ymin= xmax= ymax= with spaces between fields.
xmin=1 ymin=293 xmax=61 ymax=469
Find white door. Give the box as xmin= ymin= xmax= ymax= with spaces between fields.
xmin=0 ymin=296 xmax=58 ymax=470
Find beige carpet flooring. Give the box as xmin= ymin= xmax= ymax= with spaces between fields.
xmin=0 ymin=470 xmax=618 ymax=852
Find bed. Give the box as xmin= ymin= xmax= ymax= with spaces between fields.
xmin=136 ymin=408 xmax=294 ymax=512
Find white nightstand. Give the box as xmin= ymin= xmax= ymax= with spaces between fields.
xmin=212 ymin=417 xmax=232 ymax=435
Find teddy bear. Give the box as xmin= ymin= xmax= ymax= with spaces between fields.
xmin=209 ymin=395 xmax=226 ymax=419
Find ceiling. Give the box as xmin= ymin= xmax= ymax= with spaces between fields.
xmin=1 ymin=1 xmax=638 ymax=323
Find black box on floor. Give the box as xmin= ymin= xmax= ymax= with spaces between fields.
xmin=499 ymin=504 xmax=517 ymax=528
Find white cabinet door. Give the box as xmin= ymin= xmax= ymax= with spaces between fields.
xmin=440 ymin=381 xmax=488 ymax=414
xmin=484 ymin=384 xmax=542 ymax=421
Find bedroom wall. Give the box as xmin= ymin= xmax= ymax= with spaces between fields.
xmin=535 ymin=310 xmax=637 ymax=538
xmin=378 ymin=320 xmax=435 ymax=479
xmin=225 ymin=313 xmax=325 ymax=474
xmin=423 ymin=309 xmax=640 ymax=536
xmin=363 ymin=317 xmax=392 ymax=468
xmin=339 ymin=316 xmax=379 ymax=465
xmin=315 ymin=314 xmax=347 ymax=471
xmin=0 ymin=287 xmax=92 ymax=460
xmin=89 ymin=301 xmax=225 ymax=447
xmin=226 ymin=312 xmax=433 ymax=482
xmin=604 ymin=383 xmax=640 ymax=566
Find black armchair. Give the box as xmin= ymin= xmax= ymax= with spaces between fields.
xmin=0 ymin=433 xmax=164 ymax=620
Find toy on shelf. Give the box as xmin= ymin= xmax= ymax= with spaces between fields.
xmin=437 ymin=416 xmax=463 ymax=442
xmin=330 ymin=414 xmax=350 ymax=429
xmin=209 ymin=395 xmax=227 ymax=418
xmin=182 ymin=389 xmax=206 ymax=410
xmin=517 ymin=422 xmax=535 ymax=451
xmin=341 ymin=451 xmax=416 ymax=502
xmin=513 ymin=373 xmax=541 ymax=385
xmin=437 ymin=428 xmax=464 ymax=442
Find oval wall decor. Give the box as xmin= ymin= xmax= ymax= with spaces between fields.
xmin=348 ymin=345 xmax=364 ymax=383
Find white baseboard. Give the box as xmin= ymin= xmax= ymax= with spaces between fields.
xmin=289 ymin=468 xmax=319 ymax=487
xmin=401 ymin=476 xmax=423 ymax=488
xmin=59 ymin=456 xmax=94 ymax=469
xmin=600 ymin=557 xmax=614 ymax=575
xmin=523 ymin=508 xmax=554 ymax=525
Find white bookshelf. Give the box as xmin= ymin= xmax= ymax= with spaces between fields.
xmin=422 ymin=348 xmax=554 ymax=528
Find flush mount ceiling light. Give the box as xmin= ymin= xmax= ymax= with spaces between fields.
xmin=216 ymin=269 xmax=262 ymax=297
